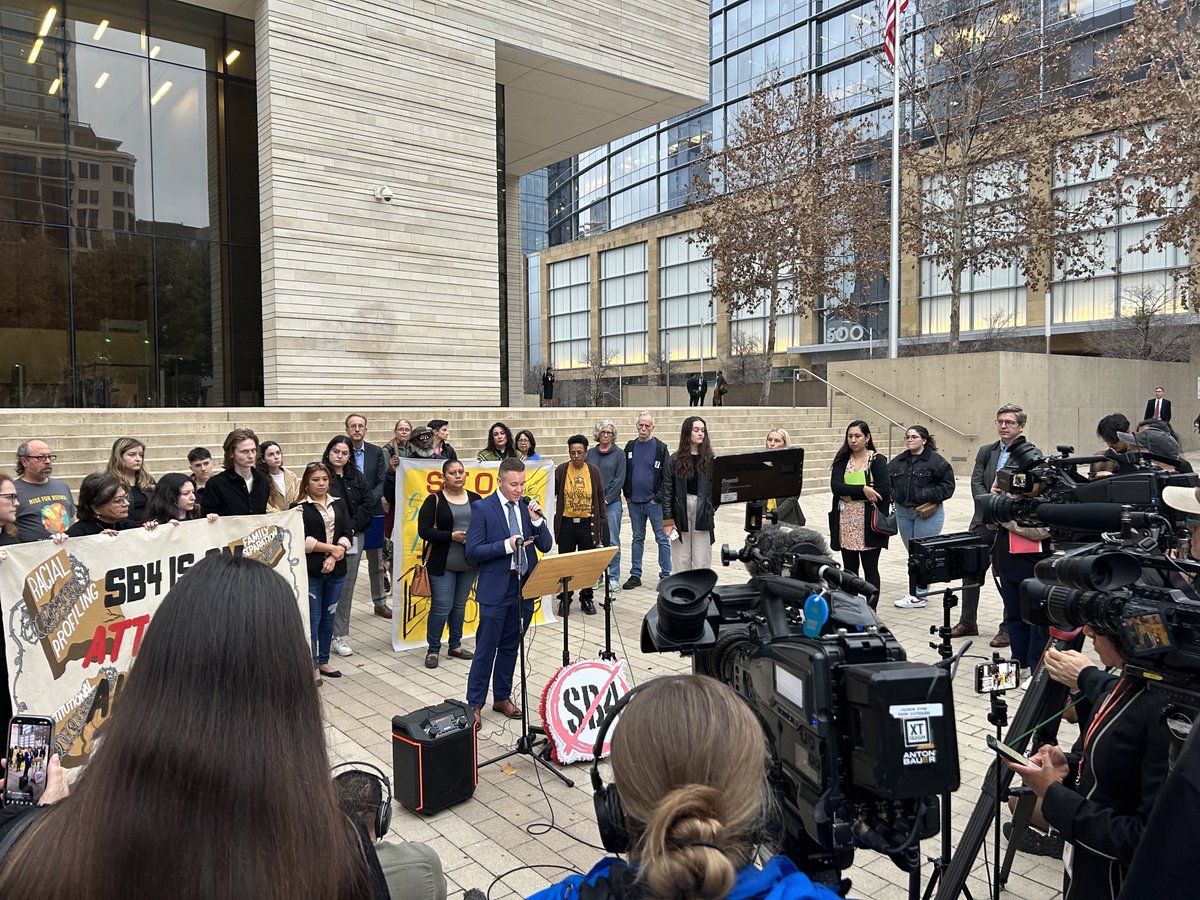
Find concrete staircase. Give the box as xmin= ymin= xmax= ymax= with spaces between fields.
xmin=0 ymin=406 xmax=847 ymax=495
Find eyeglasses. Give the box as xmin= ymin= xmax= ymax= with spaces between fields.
xmin=599 ymin=430 xmax=614 ymax=436
xmin=0 ymin=492 xmax=18 ymax=502
xmin=110 ymin=495 xmax=130 ymax=505
xmin=995 ymin=419 xmax=1020 ymax=427
xmin=21 ymin=454 xmax=56 ymax=462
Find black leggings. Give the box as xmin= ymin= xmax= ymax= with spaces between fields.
xmin=840 ymin=549 xmax=882 ymax=607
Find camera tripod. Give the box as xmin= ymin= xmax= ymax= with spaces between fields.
xmin=933 ymin=627 xmax=1084 ymax=900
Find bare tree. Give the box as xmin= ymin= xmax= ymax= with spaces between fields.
xmin=897 ymin=0 xmax=1103 ymax=352
xmin=645 ymin=349 xmax=670 ymax=387
xmin=579 ymin=347 xmax=620 ymax=407
xmin=1083 ymin=0 xmax=1200 ymax=305
xmin=523 ymin=363 xmax=542 ymax=397
xmin=692 ymin=73 xmax=886 ymax=405
xmin=725 ymin=329 xmax=772 ymax=389
xmin=1082 ymin=286 xmax=1194 ymax=362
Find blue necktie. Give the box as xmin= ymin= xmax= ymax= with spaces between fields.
xmin=506 ymin=501 xmax=526 ymax=577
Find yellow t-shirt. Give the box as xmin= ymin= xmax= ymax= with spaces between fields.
xmin=563 ymin=464 xmax=593 ymax=518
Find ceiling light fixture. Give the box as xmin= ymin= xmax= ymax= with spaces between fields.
xmin=38 ymin=7 xmax=56 ymax=37
xmin=27 ymin=38 xmax=43 ymax=64
xmin=48 ymin=77 xmax=60 ymax=94
xmin=93 ymin=19 xmax=108 ymax=41
xmin=95 ymin=71 xmax=109 ymax=89
xmin=151 ymin=81 xmax=173 ymax=105
xmin=225 ymin=49 xmax=240 ymax=65
xmin=149 ymin=45 xmax=161 ymax=58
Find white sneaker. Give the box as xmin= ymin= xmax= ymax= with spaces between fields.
xmin=331 ymin=635 xmax=354 ymax=657
xmin=610 ymin=582 xmax=622 ymax=594
xmin=893 ymin=595 xmax=927 ymax=609
xmin=593 ymin=577 xmax=605 ymax=591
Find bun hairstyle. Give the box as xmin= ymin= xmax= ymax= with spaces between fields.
xmin=610 ymin=676 xmax=767 ymax=900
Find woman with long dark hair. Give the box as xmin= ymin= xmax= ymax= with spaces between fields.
xmin=324 ymin=435 xmax=377 ymax=659
xmin=477 ymin=422 xmax=518 ymax=462
xmin=0 ymin=553 xmax=384 ymax=899
xmin=416 ymin=459 xmax=481 ymax=668
xmin=106 ymin=437 xmax=156 ymax=523
xmin=887 ymin=425 xmax=955 ymax=609
xmin=259 ymin=440 xmax=300 ymax=513
xmin=661 ymin=416 xmax=718 ymax=571
xmin=828 ymin=420 xmax=891 ymax=603
xmin=294 ymin=462 xmax=353 ymax=683
xmin=142 ymin=473 xmax=208 ymax=525
xmin=528 ymin=675 xmax=840 ymax=900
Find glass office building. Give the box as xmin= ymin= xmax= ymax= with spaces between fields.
xmin=538 ymin=0 xmax=1171 ymax=364
xmin=0 ymin=0 xmax=260 ymax=407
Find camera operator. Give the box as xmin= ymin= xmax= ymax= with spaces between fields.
xmin=1090 ymin=413 xmax=1141 ymax=478
xmin=1005 ymin=625 xmax=1171 ymax=900
xmin=528 ymin=676 xmax=842 ymax=900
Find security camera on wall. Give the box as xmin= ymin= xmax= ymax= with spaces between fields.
xmin=373 ymin=185 xmax=394 ymax=203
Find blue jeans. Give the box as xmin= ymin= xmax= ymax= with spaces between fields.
xmin=427 ymin=567 xmax=477 ymax=652
xmin=605 ymin=499 xmax=622 ymax=581
xmin=996 ymin=562 xmax=1049 ymax=671
xmin=896 ymin=504 xmax=946 ymax=594
xmin=308 ymin=571 xmax=345 ymax=667
xmin=628 ymin=499 xmax=671 ymax=581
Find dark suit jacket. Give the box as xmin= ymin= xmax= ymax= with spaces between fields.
xmin=968 ymin=439 xmax=1005 ymax=533
xmin=1144 ymin=397 xmax=1172 ymax=422
xmin=466 ymin=493 xmax=553 ymax=607
xmin=356 ymin=441 xmax=388 ymax=514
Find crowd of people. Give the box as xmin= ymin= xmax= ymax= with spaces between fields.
xmin=1 ymin=400 xmax=1194 ymax=900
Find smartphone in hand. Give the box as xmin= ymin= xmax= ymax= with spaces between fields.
xmin=987 ymin=734 xmax=1040 ymax=767
xmin=4 ymin=715 xmax=56 ymax=807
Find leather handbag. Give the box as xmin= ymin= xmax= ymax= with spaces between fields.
xmin=869 ymin=502 xmax=898 ymax=537
xmin=407 ymin=494 xmax=437 ymax=598
xmin=914 ymin=501 xmax=940 ymax=519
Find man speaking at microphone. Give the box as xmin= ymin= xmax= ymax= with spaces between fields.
xmin=465 ymin=457 xmax=553 ymax=729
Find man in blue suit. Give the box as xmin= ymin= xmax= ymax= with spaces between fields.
xmin=465 ymin=457 xmax=553 ymax=728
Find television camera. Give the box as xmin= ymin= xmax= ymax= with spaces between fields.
xmin=639 ymin=451 xmax=960 ymax=887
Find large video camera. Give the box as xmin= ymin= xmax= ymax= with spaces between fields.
xmin=640 ymin=452 xmax=959 ymax=882
xmin=1021 ymin=539 xmax=1200 ymax=717
xmin=974 ymin=438 xmax=1199 ymax=547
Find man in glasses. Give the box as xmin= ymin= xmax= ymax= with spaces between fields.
xmin=621 ymin=411 xmax=671 ymax=590
xmin=952 ymin=403 xmax=1027 ymax=647
xmin=13 ymin=439 xmax=75 ymax=542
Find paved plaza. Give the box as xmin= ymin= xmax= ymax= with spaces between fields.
xmin=323 ymin=476 xmax=1076 ymax=900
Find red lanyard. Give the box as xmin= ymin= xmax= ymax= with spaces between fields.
xmin=1080 ymin=674 xmax=1131 ymax=772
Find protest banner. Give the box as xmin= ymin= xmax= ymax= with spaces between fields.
xmin=1 ymin=511 xmax=308 ymax=771
xmin=391 ymin=458 xmax=556 ymax=651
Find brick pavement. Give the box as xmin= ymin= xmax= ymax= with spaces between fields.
xmin=323 ymin=477 xmax=1071 ymax=900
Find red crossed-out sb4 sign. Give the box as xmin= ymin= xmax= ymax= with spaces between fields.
xmin=539 ymin=658 xmax=631 ymax=765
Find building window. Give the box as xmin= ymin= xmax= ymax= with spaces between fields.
xmin=548 ymin=255 xmax=590 ymax=369
xmin=1050 ymin=134 xmax=1188 ymax=324
xmin=658 ymin=232 xmax=714 ymax=361
xmin=732 ymin=282 xmax=802 ymax=352
xmin=600 ymin=243 xmax=647 ymax=364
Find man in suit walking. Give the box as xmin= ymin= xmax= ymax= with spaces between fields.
xmin=1145 ymin=387 xmax=1172 ymax=423
xmin=465 ymin=457 xmax=554 ymax=728
xmin=952 ymin=402 xmax=1028 ymax=648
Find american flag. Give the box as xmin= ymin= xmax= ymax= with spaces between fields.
xmin=884 ymin=0 xmax=910 ymax=65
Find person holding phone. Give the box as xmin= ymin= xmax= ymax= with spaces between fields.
xmin=1004 ymin=624 xmax=1170 ymax=900
xmin=294 ymin=463 xmax=353 ymax=684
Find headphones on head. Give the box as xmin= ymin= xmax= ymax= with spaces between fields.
xmin=332 ymin=761 xmax=393 ymax=839
xmin=590 ymin=675 xmax=691 ymax=854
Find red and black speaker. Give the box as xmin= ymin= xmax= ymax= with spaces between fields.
xmin=391 ymin=700 xmax=476 ymax=814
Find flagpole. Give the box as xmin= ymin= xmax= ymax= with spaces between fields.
xmin=887 ymin=11 xmax=903 ymax=359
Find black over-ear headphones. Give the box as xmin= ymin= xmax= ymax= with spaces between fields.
xmin=590 ymin=675 xmax=690 ymax=854
xmin=332 ymin=761 xmax=393 ymax=839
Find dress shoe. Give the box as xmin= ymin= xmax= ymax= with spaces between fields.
xmin=990 ymin=629 xmax=1011 ymax=648
xmin=448 ymin=646 xmax=474 ymax=660
xmin=622 ymin=576 xmax=641 ymax=590
xmin=471 ymin=706 xmax=482 ymax=729
xmin=950 ymin=623 xmax=979 ymax=638
xmin=492 ymin=699 xmax=522 ymax=719
xmin=318 ymin=666 xmax=342 ymax=678
xmin=581 ymin=598 xmax=597 ymax=615
xmin=373 ymin=604 xmax=393 ymax=620
xmin=425 ymin=652 xmax=439 ymax=669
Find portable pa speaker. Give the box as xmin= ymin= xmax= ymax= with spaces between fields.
xmin=391 ymin=700 xmax=477 ymax=814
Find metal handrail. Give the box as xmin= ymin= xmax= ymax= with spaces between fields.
xmin=798 ymin=368 xmax=905 ymax=457
xmin=833 ymin=369 xmax=977 ymax=441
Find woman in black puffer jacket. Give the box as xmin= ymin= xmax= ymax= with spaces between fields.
xmin=887 ymin=425 xmax=955 ymax=609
